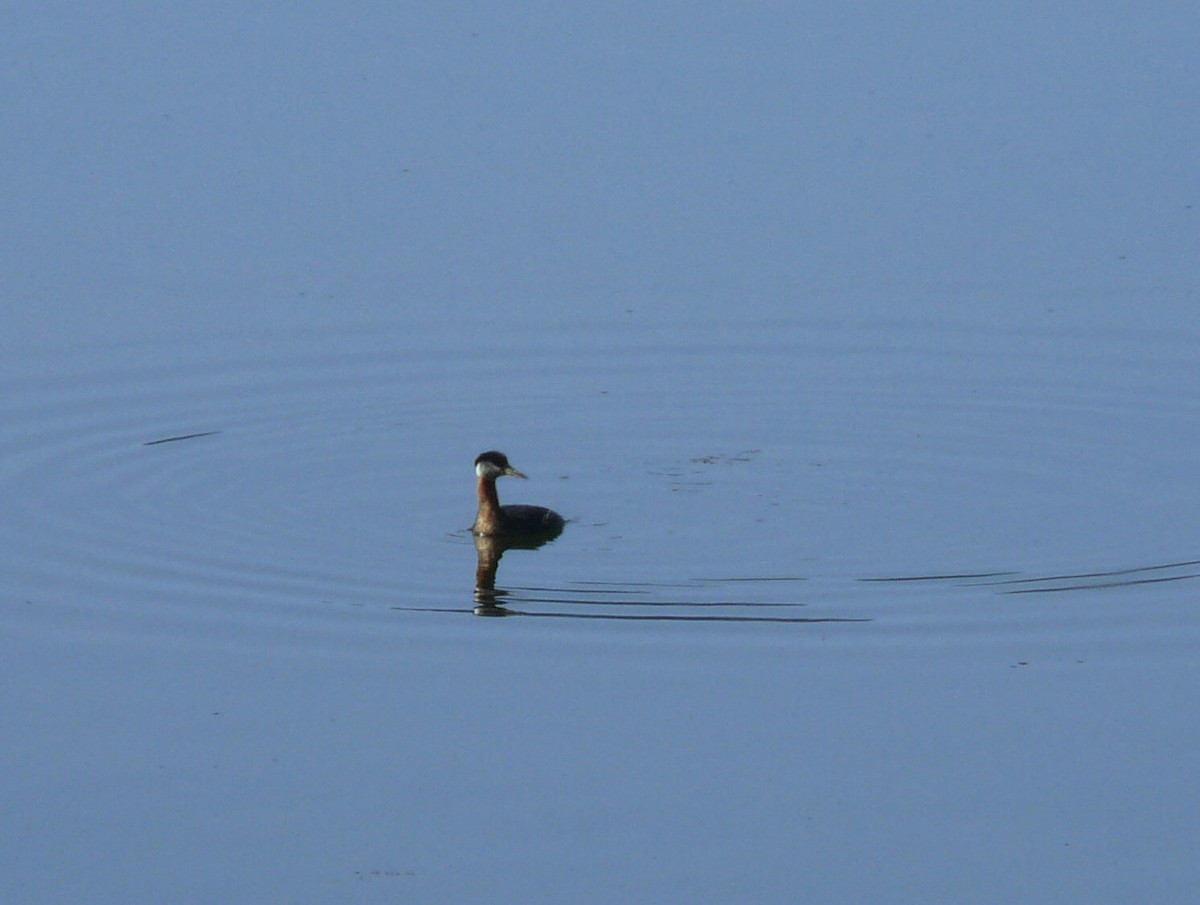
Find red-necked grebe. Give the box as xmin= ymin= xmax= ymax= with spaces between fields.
xmin=472 ymin=450 xmax=565 ymax=538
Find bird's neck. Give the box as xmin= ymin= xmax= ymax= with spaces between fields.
xmin=473 ymin=476 xmax=501 ymax=534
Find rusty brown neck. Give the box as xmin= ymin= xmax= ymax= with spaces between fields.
xmin=472 ymin=475 xmax=502 ymax=535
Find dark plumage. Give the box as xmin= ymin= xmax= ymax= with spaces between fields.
xmin=472 ymin=450 xmax=565 ymax=538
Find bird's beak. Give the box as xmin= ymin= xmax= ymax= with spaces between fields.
xmin=503 ymin=465 xmax=528 ymax=479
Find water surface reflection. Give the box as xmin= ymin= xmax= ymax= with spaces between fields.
xmin=862 ymin=558 xmax=1200 ymax=594
xmin=390 ymin=533 xmax=873 ymax=623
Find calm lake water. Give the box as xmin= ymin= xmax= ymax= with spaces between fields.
xmin=4 ymin=4 xmax=1199 ymax=903
xmin=4 ymin=312 xmax=1198 ymax=903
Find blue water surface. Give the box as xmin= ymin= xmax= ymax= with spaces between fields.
xmin=2 ymin=5 xmax=1198 ymax=904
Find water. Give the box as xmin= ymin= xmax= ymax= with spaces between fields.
xmin=9 ymin=315 xmax=1195 ymax=627
xmin=4 ymin=313 xmax=1198 ymax=903
xmin=4 ymin=4 xmax=1199 ymax=903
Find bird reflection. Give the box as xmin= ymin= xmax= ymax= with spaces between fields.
xmin=457 ymin=536 xmax=870 ymax=623
xmin=473 ymin=531 xmax=559 ymax=616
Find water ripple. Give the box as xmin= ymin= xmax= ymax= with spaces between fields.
xmin=2 ymin=319 xmax=1197 ymax=652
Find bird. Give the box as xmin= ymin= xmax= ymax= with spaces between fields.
xmin=471 ymin=450 xmax=565 ymax=539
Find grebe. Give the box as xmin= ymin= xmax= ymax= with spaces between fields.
xmin=472 ymin=450 xmax=565 ymax=538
